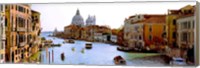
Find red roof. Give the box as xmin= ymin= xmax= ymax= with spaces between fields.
xmin=131 ymin=14 xmax=166 ymax=24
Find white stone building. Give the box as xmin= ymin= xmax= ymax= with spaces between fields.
xmin=110 ymin=35 xmax=117 ymax=43
xmin=124 ymin=15 xmax=145 ymax=48
xmin=94 ymin=33 xmax=103 ymax=41
xmin=176 ymin=15 xmax=195 ymax=49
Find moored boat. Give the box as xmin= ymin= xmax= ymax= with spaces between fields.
xmin=63 ymin=39 xmax=75 ymax=43
xmin=61 ymin=53 xmax=65 ymax=61
xmin=117 ymin=46 xmax=132 ymax=52
xmin=113 ymin=55 xmax=126 ymax=65
xmin=85 ymin=42 xmax=92 ymax=49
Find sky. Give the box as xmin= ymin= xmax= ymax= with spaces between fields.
xmin=31 ymin=1 xmax=195 ymax=32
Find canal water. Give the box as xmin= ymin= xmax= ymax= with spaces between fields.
xmin=40 ymin=32 xmax=165 ymax=66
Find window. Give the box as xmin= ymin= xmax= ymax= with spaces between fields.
xmin=5 ymin=5 xmax=8 ymax=10
xmin=163 ymin=25 xmax=166 ymax=31
xmin=139 ymin=35 xmax=142 ymax=40
xmin=181 ymin=32 xmax=188 ymax=42
xmin=5 ymin=17 xmax=7 ymax=27
xmin=138 ymin=16 xmax=140 ymax=19
xmin=18 ymin=17 xmax=25 ymax=27
xmin=193 ymin=20 xmax=195 ymax=28
xmin=149 ymin=25 xmax=152 ymax=32
xmin=173 ymin=32 xmax=176 ymax=38
xmin=1 ymin=54 xmax=3 ymax=59
xmin=15 ymin=50 xmax=17 ymax=55
xmin=11 ymin=35 xmax=14 ymax=47
xmin=149 ymin=35 xmax=152 ymax=41
xmin=173 ymin=19 xmax=176 ymax=25
xmin=182 ymin=22 xmax=187 ymax=29
xmin=18 ymin=6 xmax=25 ymax=13
xmin=19 ymin=35 xmax=25 ymax=43
xmin=15 ymin=5 xmax=17 ymax=10
xmin=188 ymin=21 xmax=191 ymax=29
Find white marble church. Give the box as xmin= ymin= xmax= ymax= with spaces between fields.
xmin=71 ymin=9 xmax=96 ymax=27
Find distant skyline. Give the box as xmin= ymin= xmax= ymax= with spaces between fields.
xmin=31 ymin=2 xmax=195 ymax=32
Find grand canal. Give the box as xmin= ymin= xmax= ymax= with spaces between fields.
xmin=39 ymin=32 xmax=165 ymax=66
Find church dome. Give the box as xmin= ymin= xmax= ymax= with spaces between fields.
xmin=71 ymin=9 xmax=84 ymax=27
xmin=86 ymin=15 xmax=96 ymax=26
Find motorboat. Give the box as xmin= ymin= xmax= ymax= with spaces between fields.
xmin=85 ymin=42 xmax=92 ymax=49
xmin=51 ymin=44 xmax=61 ymax=47
xmin=117 ymin=46 xmax=132 ymax=52
xmin=113 ymin=55 xmax=126 ymax=65
xmin=61 ymin=53 xmax=65 ymax=61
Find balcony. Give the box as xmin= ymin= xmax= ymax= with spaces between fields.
xmin=17 ymin=42 xmax=26 ymax=48
xmin=17 ymin=27 xmax=26 ymax=32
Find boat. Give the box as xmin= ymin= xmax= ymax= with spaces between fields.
xmin=63 ymin=39 xmax=75 ymax=43
xmin=85 ymin=42 xmax=92 ymax=49
xmin=61 ymin=53 xmax=65 ymax=61
xmin=117 ymin=46 xmax=132 ymax=52
xmin=81 ymin=48 xmax=85 ymax=53
xmin=51 ymin=44 xmax=61 ymax=47
xmin=68 ymin=39 xmax=75 ymax=43
xmin=72 ymin=47 xmax=75 ymax=51
xmin=113 ymin=55 xmax=126 ymax=65
xmin=48 ymin=34 xmax=53 ymax=37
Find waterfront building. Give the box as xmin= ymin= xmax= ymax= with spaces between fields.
xmin=143 ymin=15 xmax=167 ymax=51
xmin=124 ymin=15 xmax=145 ymax=48
xmin=86 ymin=15 xmax=96 ymax=26
xmin=4 ymin=4 xmax=41 ymax=63
xmin=175 ymin=6 xmax=195 ymax=59
xmin=167 ymin=5 xmax=195 ymax=48
xmin=124 ymin=14 xmax=166 ymax=51
xmin=94 ymin=33 xmax=103 ymax=41
xmin=0 ymin=4 xmax=6 ymax=63
xmin=71 ymin=9 xmax=84 ymax=27
xmin=64 ymin=25 xmax=81 ymax=39
xmin=5 ymin=4 xmax=32 ymax=63
xmin=30 ymin=10 xmax=41 ymax=56
xmin=130 ymin=23 xmax=144 ymax=50
xmin=111 ymin=29 xmax=118 ymax=43
xmin=176 ymin=15 xmax=194 ymax=49
xmin=110 ymin=35 xmax=117 ymax=43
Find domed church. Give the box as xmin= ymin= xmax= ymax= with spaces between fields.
xmin=71 ymin=9 xmax=85 ymax=27
xmin=86 ymin=15 xmax=96 ymax=26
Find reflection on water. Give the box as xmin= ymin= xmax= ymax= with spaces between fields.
xmin=40 ymin=32 xmax=165 ymax=66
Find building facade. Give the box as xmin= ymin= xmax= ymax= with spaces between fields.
xmin=176 ymin=15 xmax=194 ymax=49
xmin=30 ymin=10 xmax=41 ymax=56
xmin=0 ymin=4 xmax=6 ymax=63
xmin=4 ymin=4 xmax=41 ymax=63
xmin=167 ymin=5 xmax=195 ymax=48
xmin=123 ymin=15 xmax=145 ymax=48
xmin=124 ymin=14 xmax=167 ymax=51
